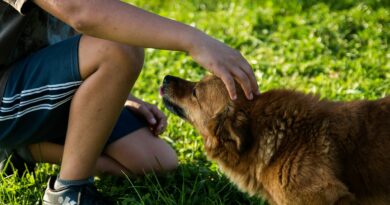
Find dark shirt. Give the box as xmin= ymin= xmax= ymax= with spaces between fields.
xmin=0 ymin=0 xmax=77 ymax=98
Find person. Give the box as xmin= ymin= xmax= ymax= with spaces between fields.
xmin=0 ymin=0 xmax=259 ymax=204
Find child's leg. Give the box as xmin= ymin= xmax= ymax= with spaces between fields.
xmin=28 ymin=109 xmax=178 ymax=176
xmin=28 ymin=130 xmax=178 ymax=176
xmin=59 ymin=35 xmax=144 ymax=181
xmin=28 ymin=142 xmax=127 ymax=176
xmin=104 ymin=127 xmax=178 ymax=175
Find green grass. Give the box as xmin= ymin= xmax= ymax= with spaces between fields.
xmin=1 ymin=0 xmax=389 ymax=204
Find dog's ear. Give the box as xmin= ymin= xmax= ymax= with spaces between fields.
xmin=207 ymin=103 xmax=252 ymax=153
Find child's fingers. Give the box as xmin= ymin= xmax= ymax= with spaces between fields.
xmin=231 ymin=67 xmax=253 ymax=100
xmin=218 ymin=72 xmax=237 ymax=100
xmin=150 ymin=106 xmax=167 ymax=134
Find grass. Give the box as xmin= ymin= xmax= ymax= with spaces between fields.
xmin=1 ymin=0 xmax=389 ymax=204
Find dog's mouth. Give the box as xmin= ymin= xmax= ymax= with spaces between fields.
xmin=160 ymin=76 xmax=188 ymax=120
xmin=160 ymin=86 xmax=187 ymax=119
xmin=162 ymin=96 xmax=187 ymax=120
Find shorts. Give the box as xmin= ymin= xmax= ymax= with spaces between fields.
xmin=0 ymin=35 xmax=146 ymax=153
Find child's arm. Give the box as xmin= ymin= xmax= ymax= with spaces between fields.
xmin=33 ymin=0 xmax=259 ymax=100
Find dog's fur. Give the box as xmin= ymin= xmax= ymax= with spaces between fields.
xmin=161 ymin=75 xmax=390 ymax=205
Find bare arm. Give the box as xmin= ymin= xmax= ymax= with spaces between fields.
xmin=33 ymin=0 xmax=259 ymax=99
xmin=33 ymin=0 xmax=196 ymax=51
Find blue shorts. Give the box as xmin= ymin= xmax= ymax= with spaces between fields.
xmin=0 ymin=35 xmax=146 ymax=150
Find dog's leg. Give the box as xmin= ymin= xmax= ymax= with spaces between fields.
xmin=334 ymin=194 xmax=358 ymax=205
xmin=287 ymin=183 xmax=356 ymax=205
xmin=287 ymin=179 xmax=357 ymax=205
xmin=265 ymin=153 xmax=357 ymax=205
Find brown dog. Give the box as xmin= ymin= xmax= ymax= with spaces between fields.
xmin=161 ymin=75 xmax=390 ymax=205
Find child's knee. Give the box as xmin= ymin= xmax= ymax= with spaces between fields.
xmin=153 ymin=141 xmax=178 ymax=172
xmin=105 ymin=128 xmax=179 ymax=175
xmin=78 ymin=35 xmax=144 ymax=81
xmin=133 ymin=139 xmax=178 ymax=175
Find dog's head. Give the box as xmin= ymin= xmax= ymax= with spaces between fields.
xmin=161 ymin=75 xmax=253 ymax=163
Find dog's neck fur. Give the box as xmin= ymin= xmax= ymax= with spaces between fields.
xmin=210 ymin=90 xmax=338 ymax=197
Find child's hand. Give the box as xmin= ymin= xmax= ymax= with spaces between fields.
xmin=125 ymin=95 xmax=167 ymax=136
xmin=188 ymin=33 xmax=259 ymax=100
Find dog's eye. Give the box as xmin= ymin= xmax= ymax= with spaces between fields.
xmin=192 ymin=88 xmax=197 ymax=98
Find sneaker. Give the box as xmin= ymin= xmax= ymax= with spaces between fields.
xmin=43 ymin=176 xmax=116 ymax=205
xmin=0 ymin=148 xmax=35 ymax=175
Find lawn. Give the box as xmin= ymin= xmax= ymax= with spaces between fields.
xmin=0 ymin=0 xmax=389 ymax=204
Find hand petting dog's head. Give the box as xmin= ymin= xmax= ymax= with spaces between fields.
xmin=161 ymin=75 xmax=253 ymax=163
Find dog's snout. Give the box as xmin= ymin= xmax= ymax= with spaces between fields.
xmin=163 ymin=75 xmax=180 ymax=86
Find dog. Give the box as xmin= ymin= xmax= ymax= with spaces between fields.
xmin=161 ymin=75 xmax=390 ymax=205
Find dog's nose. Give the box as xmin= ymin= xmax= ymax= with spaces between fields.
xmin=163 ymin=75 xmax=179 ymax=86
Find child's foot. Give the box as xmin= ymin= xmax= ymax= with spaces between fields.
xmin=42 ymin=176 xmax=115 ymax=205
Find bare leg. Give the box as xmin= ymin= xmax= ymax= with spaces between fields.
xmin=104 ymin=127 xmax=178 ymax=175
xmin=28 ymin=142 xmax=127 ymax=176
xmin=59 ymin=35 xmax=144 ymax=180
xmin=28 ymin=127 xmax=178 ymax=176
